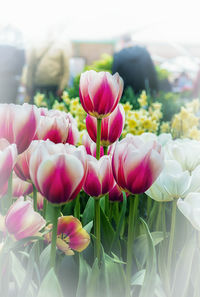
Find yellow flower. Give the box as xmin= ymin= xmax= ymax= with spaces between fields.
xmin=52 ymin=100 xmax=68 ymax=112
xmin=152 ymin=102 xmax=162 ymax=110
xmin=34 ymin=93 xmax=47 ymax=107
xmin=138 ymin=90 xmax=147 ymax=107
xmin=160 ymin=122 xmax=171 ymax=133
xmin=185 ymin=99 xmax=200 ymax=114
xmin=188 ymin=127 xmax=200 ymax=140
xmin=61 ymin=91 xmax=71 ymax=105
xmin=122 ymin=102 xmax=133 ymax=113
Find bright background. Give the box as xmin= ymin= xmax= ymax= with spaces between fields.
xmin=1 ymin=0 xmax=200 ymax=43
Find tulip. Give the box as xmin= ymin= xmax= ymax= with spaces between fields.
xmin=109 ymin=183 xmax=128 ymax=202
xmin=177 ymin=193 xmax=200 ymax=231
xmin=164 ymin=138 xmax=200 ymax=172
xmin=146 ymin=161 xmax=200 ymax=202
xmin=45 ymin=216 xmax=90 ymax=255
xmin=112 ymin=134 xmax=164 ymax=194
xmin=35 ymin=116 xmax=69 ymax=144
xmin=37 ymin=192 xmax=44 ymax=210
xmin=79 ymin=70 xmax=123 ymax=119
xmin=82 ymin=131 xmax=104 ymax=158
xmin=5 ymin=197 xmax=46 ymax=240
xmin=14 ymin=140 xmax=39 ymax=181
xmin=0 ymin=139 xmax=17 ymax=189
xmin=111 ymin=133 xmax=164 ymax=297
xmin=12 ymin=174 xmax=33 ymax=197
xmin=83 ymin=155 xmax=115 ymax=198
xmin=0 ymin=103 xmax=40 ymax=154
xmin=86 ymin=104 xmax=125 ymax=146
xmin=30 ymin=141 xmax=87 ymax=204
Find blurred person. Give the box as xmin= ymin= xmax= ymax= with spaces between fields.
xmin=24 ymin=24 xmax=72 ymax=103
xmin=0 ymin=24 xmax=25 ymax=103
xmin=173 ymin=71 xmax=193 ymax=93
xmin=112 ymin=34 xmax=158 ymax=96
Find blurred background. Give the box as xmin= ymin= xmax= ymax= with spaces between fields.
xmin=1 ymin=0 xmax=200 ymax=105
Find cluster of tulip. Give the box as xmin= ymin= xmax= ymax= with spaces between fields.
xmin=2 ymin=70 xmax=200 ymax=297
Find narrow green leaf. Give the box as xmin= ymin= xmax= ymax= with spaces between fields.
xmin=172 ymin=232 xmax=196 ymax=297
xmin=109 ymin=192 xmax=127 ymax=253
xmin=39 ymin=244 xmax=51 ymax=278
xmin=37 ymin=268 xmax=64 ymax=297
xmin=139 ymin=218 xmax=157 ymax=297
xmin=76 ymin=254 xmax=91 ymax=297
xmin=82 ymin=197 xmax=94 ymax=226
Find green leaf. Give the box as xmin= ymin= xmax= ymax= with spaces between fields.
xmin=109 ymin=192 xmax=127 ymax=253
xmin=84 ymin=221 xmax=93 ymax=234
xmin=76 ymin=254 xmax=91 ymax=297
xmin=105 ymin=254 xmax=126 ymax=297
xmin=139 ymin=218 xmax=157 ymax=297
xmin=100 ymin=207 xmax=116 ymax=253
xmin=134 ymin=231 xmax=164 ymax=269
xmin=39 ymin=244 xmax=51 ymax=278
xmin=172 ymin=232 xmax=197 ymax=297
xmin=37 ymin=268 xmax=64 ymax=297
xmin=82 ymin=197 xmax=94 ymax=226
xmin=61 ymin=199 xmax=76 ymax=216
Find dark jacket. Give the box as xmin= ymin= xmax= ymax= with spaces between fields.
xmin=112 ymin=45 xmax=158 ymax=95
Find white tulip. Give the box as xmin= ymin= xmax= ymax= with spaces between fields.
xmin=177 ymin=193 xmax=200 ymax=231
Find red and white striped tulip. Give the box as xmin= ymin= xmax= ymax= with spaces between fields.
xmin=109 ymin=182 xmax=128 ymax=202
xmin=86 ymin=104 xmax=125 ymax=146
xmin=79 ymin=70 xmax=123 ymax=118
xmin=83 ymin=155 xmax=115 ymax=198
xmin=45 ymin=216 xmax=90 ymax=255
xmin=14 ymin=140 xmax=39 ymax=181
xmin=0 ymin=103 xmax=40 ymax=154
xmin=30 ymin=141 xmax=87 ymax=205
xmin=35 ymin=112 xmax=79 ymax=145
xmin=12 ymin=174 xmax=33 ymax=197
xmin=0 ymin=139 xmax=17 ymax=189
xmin=82 ymin=131 xmax=104 ymax=158
xmin=112 ymin=134 xmax=164 ymax=194
xmin=37 ymin=192 xmax=45 ymax=210
xmin=5 ymin=197 xmax=46 ymax=240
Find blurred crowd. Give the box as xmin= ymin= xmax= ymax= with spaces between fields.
xmin=0 ymin=24 xmax=200 ymax=105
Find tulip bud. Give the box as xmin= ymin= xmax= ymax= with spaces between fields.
xmin=79 ymin=70 xmax=123 ymax=118
xmin=5 ymin=197 xmax=46 ymax=240
xmin=112 ymin=134 xmax=164 ymax=194
xmin=83 ymin=155 xmax=115 ymax=198
xmin=86 ymin=104 xmax=125 ymax=146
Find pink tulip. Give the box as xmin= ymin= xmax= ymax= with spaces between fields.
xmin=0 ymin=139 xmax=17 ymax=189
xmin=82 ymin=131 xmax=104 ymax=158
xmin=79 ymin=70 xmax=123 ymax=118
xmin=83 ymin=155 xmax=115 ymax=198
xmin=14 ymin=140 xmax=39 ymax=181
xmin=0 ymin=103 xmax=40 ymax=154
xmin=12 ymin=174 xmax=33 ymax=197
xmin=86 ymin=104 xmax=125 ymax=146
xmin=45 ymin=216 xmax=90 ymax=255
xmin=30 ymin=141 xmax=87 ymax=204
xmin=112 ymin=134 xmax=164 ymax=194
xmin=35 ymin=112 xmax=79 ymax=145
xmin=5 ymin=197 xmax=46 ymax=240
xmin=109 ymin=183 xmax=128 ymax=202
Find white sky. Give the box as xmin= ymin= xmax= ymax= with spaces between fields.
xmin=1 ymin=0 xmax=200 ymax=43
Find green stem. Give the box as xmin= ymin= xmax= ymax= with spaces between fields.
xmin=156 ymin=202 xmax=162 ymax=231
xmin=75 ymin=193 xmax=80 ymax=220
xmin=96 ymin=118 xmax=102 ymax=160
xmin=167 ymin=199 xmax=177 ymax=275
xmin=147 ymin=195 xmax=152 ymax=219
xmin=43 ymin=199 xmax=47 ymax=219
xmin=32 ymin=184 xmax=38 ymax=211
xmin=94 ymin=199 xmax=101 ymax=264
xmin=162 ymin=203 xmax=166 ymax=240
xmin=50 ymin=206 xmax=61 ymax=268
xmin=103 ymin=146 xmax=108 ymax=155
xmin=105 ymin=194 xmax=109 ymax=217
xmin=126 ymin=196 xmax=138 ymax=297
